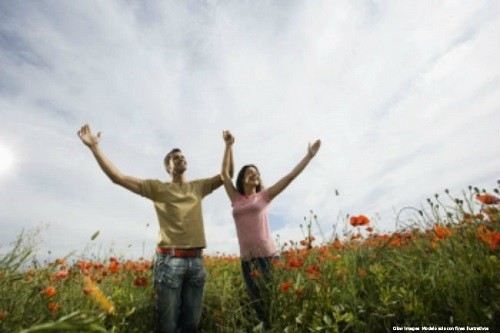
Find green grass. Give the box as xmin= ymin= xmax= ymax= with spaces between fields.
xmin=1 ymin=185 xmax=499 ymax=332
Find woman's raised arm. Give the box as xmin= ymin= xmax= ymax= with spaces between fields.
xmin=267 ymin=140 xmax=321 ymax=201
xmin=221 ymin=130 xmax=237 ymax=202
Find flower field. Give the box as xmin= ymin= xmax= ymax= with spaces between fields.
xmin=0 ymin=186 xmax=499 ymax=332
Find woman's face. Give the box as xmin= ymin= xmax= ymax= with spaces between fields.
xmin=243 ymin=166 xmax=260 ymax=187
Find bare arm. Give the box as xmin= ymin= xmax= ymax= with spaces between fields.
xmin=220 ymin=130 xmax=237 ymax=202
xmin=210 ymin=132 xmax=235 ymax=192
xmin=77 ymin=124 xmax=143 ymax=195
xmin=267 ymin=140 xmax=321 ymax=201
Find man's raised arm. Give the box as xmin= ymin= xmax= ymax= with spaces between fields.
xmin=77 ymin=124 xmax=143 ymax=195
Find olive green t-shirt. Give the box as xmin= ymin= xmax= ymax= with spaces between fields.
xmin=140 ymin=178 xmax=215 ymax=249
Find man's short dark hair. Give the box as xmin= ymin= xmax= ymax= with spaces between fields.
xmin=164 ymin=148 xmax=181 ymax=170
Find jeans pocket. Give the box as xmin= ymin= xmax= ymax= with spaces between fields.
xmin=154 ymin=255 xmax=183 ymax=288
xmin=189 ymin=262 xmax=207 ymax=288
xmin=163 ymin=269 xmax=183 ymax=288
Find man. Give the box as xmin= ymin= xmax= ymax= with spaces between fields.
xmin=77 ymin=124 xmax=233 ymax=333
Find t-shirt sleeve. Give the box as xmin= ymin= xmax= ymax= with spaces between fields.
xmin=231 ymin=192 xmax=242 ymax=207
xmin=261 ymin=188 xmax=271 ymax=203
xmin=139 ymin=179 xmax=162 ymax=201
xmin=196 ymin=178 xmax=215 ymax=197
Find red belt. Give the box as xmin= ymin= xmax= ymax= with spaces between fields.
xmin=156 ymin=247 xmax=203 ymax=257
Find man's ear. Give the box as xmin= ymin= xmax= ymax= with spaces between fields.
xmin=165 ymin=164 xmax=171 ymax=174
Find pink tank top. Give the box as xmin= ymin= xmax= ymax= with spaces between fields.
xmin=232 ymin=189 xmax=278 ymax=258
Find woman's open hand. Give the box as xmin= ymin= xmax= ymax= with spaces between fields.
xmin=308 ymin=139 xmax=321 ymax=157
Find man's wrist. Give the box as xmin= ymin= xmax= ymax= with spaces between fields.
xmin=88 ymin=143 xmax=99 ymax=152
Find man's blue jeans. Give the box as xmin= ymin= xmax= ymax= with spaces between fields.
xmin=154 ymin=253 xmax=206 ymax=333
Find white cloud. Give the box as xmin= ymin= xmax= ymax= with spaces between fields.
xmin=1 ymin=0 xmax=498 ymax=260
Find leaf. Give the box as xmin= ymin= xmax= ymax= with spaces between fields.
xmin=90 ymin=231 xmax=100 ymax=241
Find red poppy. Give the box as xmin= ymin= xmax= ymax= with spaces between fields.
xmin=306 ymin=264 xmax=321 ymax=279
xmin=133 ymin=277 xmax=149 ymax=287
xmin=93 ymin=262 xmax=104 ymax=269
xmin=476 ymin=194 xmax=500 ymax=205
xmin=286 ymin=257 xmax=304 ymax=269
xmin=433 ymin=225 xmax=452 ymax=240
xmin=350 ymin=215 xmax=370 ymax=227
xmin=272 ymin=258 xmax=284 ymax=269
xmin=47 ymin=302 xmax=60 ymax=313
xmin=279 ymin=280 xmax=292 ymax=293
xmin=108 ymin=261 xmax=120 ymax=274
xmin=55 ymin=270 xmax=69 ymax=280
xmin=476 ymin=226 xmax=500 ymax=251
xmin=333 ymin=238 xmax=343 ymax=250
xmin=123 ymin=261 xmax=135 ymax=271
xmin=42 ymin=285 xmax=56 ymax=298
xmin=389 ymin=237 xmax=402 ymax=248
xmin=249 ymin=269 xmax=260 ymax=278
xmin=77 ymin=260 xmax=92 ymax=270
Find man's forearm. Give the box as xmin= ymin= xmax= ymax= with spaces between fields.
xmin=89 ymin=144 xmax=124 ymax=184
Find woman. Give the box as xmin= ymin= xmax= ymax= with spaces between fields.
xmin=220 ymin=130 xmax=321 ymax=329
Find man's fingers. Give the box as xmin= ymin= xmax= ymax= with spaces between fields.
xmin=83 ymin=124 xmax=91 ymax=134
xmin=78 ymin=124 xmax=98 ymax=140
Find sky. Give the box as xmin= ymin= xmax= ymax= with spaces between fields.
xmin=0 ymin=0 xmax=498 ymax=261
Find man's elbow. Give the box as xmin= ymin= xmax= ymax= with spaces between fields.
xmin=211 ymin=176 xmax=224 ymax=191
xmin=110 ymin=174 xmax=126 ymax=186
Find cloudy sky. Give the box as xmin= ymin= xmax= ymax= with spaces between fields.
xmin=0 ymin=1 xmax=498 ymax=261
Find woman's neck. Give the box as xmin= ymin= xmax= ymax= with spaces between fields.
xmin=244 ymin=185 xmax=257 ymax=196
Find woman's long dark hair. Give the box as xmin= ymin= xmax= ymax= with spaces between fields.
xmin=236 ymin=164 xmax=262 ymax=195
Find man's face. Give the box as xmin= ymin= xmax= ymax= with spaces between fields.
xmin=166 ymin=151 xmax=187 ymax=175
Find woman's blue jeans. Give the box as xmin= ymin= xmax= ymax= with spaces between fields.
xmin=154 ymin=254 xmax=206 ymax=333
